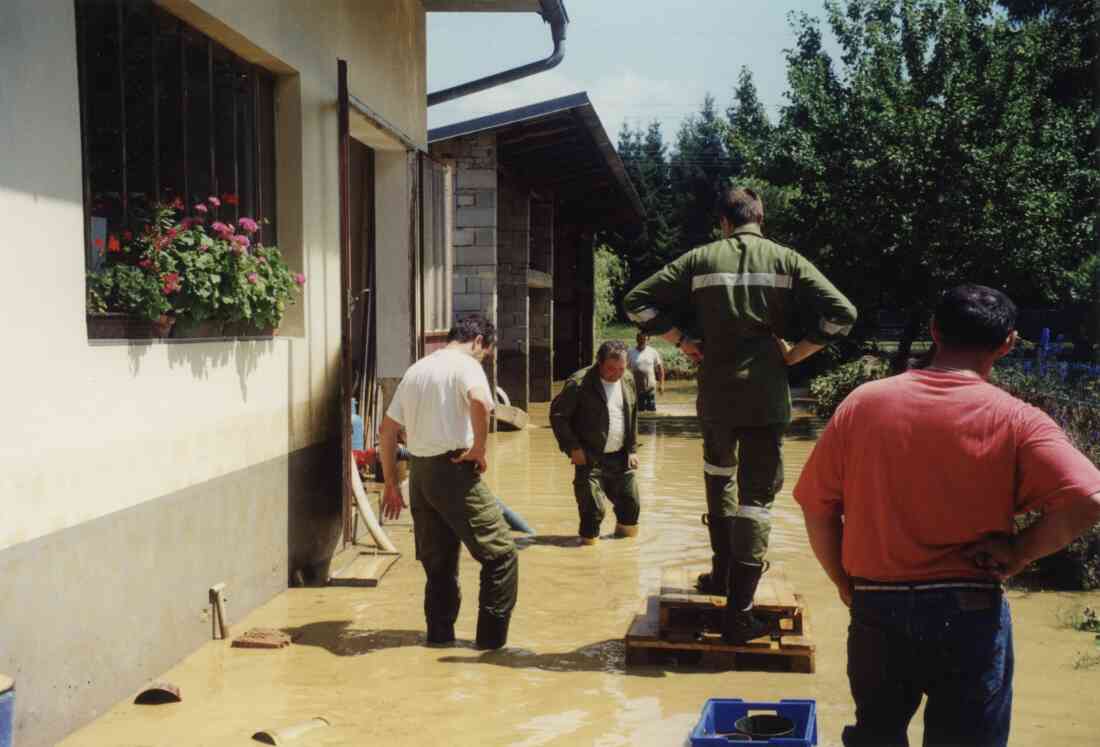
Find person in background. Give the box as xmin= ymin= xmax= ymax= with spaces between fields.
xmin=628 ymin=332 xmax=664 ymax=412
xmin=550 ymin=340 xmax=641 ymax=545
xmin=794 ymin=284 xmax=1100 ymax=747
xmin=379 ymin=315 xmax=517 ymax=650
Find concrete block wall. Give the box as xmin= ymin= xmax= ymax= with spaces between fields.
xmin=430 ymin=133 xmax=498 ymax=324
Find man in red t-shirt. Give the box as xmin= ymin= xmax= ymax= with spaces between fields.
xmin=794 ymin=284 xmax=1100 ymax=747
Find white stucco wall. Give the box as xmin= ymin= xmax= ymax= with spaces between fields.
xmin=0 ymin=0 xmax=426 ymax=551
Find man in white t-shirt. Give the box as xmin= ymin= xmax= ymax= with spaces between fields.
xmin=627 ymin=333 xmax=664 ymax=411
xmin=379 ymin=316 xmax=517 ymax=650
xmin=550 ymin=341 xmax=641 ymax=544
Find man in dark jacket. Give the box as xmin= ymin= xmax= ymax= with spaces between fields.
xmin=550 ymin=341 xmax=641 ymax=544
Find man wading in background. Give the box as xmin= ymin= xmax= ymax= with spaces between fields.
xmin=628 ymin=332 xmax=664 ymax=412
xmin=379 ymin=316 xmax=517 ymax=650
xmin=624 ymin=186 xmax=857 ymax=643
xmin=794 ymin=285 xmax=1100 ymax=747
xmin=550 ymin=341 xmax=641 ymax=544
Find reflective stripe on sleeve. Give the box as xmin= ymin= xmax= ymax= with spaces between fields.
xmin=627 ymin=307 xmax=658 ymax=323
xmin=735 ymin=505 xmax=771 ymax=522
xmin=703 ymin=461 xmax=736 ymax=477
xmin=820 ymin=318 xmax=854 ymax=336
xmin=692 ymin=273 xmax=793 ymax=291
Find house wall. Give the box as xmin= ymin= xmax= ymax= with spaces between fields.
xmin=0 ymin=1 xmax=425 ymax=744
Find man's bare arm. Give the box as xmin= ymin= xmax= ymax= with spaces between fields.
xmin=967 ymin=491 xmax=1100 ymax=578
xmin=802 ymin=510 xmax=851 ymax=606
xmin=452 ymin=388 xmax=492 ymax=472
xmin=379 ymin=416 xmax=407 ymax=520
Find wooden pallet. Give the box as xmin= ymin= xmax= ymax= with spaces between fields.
xmin=658 ymin=564 xmax=804 ymax=637
xmin=623 ymin=563 xmax=816 ymax=673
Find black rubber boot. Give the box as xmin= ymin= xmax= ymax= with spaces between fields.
xmin=696 ymin=514 xmax=730 ymax=595
xmin=425 ymin=620 xmax=455 ymax=647
xmin=722 ymin=560 xmax=770 ymax=644
xmin=474 ymin=613 xmax=511 ymax=650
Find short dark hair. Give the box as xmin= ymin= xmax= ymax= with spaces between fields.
xmin=716 ymin=186 xmax=764 ymax=227
xmin=597 ymin=339 xmax=628 ymax=363
xmin=932 ymin=284 xmax=1017 ymax=351
xmin=448 ymin=315 xmax=497 ymax=347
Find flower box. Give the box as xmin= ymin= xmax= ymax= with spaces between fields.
xmin=87 ymin=313 xmax=174 ymax=340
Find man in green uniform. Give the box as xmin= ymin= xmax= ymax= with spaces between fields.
xmin=550 ymin=341 xmax=641 ymax=544
xmin=623 ymin=186 xmax=857 ymax=643
xmin=379 ymin=316 xmax=517 ymax=650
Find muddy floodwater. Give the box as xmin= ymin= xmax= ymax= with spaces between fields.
xmin=65 ymin=382 xmax=1100 ymax=746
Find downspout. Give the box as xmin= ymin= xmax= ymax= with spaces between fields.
xmin=427 ymin=0 xmax=568 ymax=107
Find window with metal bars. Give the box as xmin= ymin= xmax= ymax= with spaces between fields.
xmin=75 ymin=0 xmax=277 ymax=266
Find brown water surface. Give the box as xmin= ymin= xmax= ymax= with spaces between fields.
xmin=64 ymin=383 xmax=1100 ymax=746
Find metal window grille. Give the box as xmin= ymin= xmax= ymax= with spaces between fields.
xmin=75 ymin=0 xmax=277 ymax=266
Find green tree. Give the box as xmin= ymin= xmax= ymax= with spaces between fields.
xmin=726 ymin=66 xmax=774 ymax=176
xmin=773 ymin=0 xmax=1099 ymax=367
xmin=616 ymin=121 xmax=681 ymax=286
xmin=671 ymin=94 xmax=734 ymax=251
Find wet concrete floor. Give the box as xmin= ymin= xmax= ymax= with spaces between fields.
xmin=64 ymin=383 xmax=1100 ymax=745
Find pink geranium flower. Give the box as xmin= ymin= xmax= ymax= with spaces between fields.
xmin=294 ymin=273 xmax=306 ymax=286
xmin=193 ymin=203 xmax=208 ymax=214
xmin=208 ymin=195 xmax=221 ymax=207
xmin=238 ymin=217 xmax=259 ymax=234
xmin=138 ymin=258 xmax=153 ymax=270
xmin=211 ymin=221 xmax=234 ymax=239
xmin=232 ymin=234 xmax=251 ymax=251
xmin=247 ymin=272 xmax=259 ymax=284
xmin=161 ymin=272 xmax=181 ymax=295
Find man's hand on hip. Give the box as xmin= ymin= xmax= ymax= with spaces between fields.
xmin=628 ymin=454 xmax=639 ymax=470
xmin=381 ymin=482 xmax=406 ymax=521
xmin=964 ymin=534 xmax=1027 ymax=580
xmin=570 ymin=448 xmax=588 ymax=466
xmin=680 ymin=339 xmax=703 ymax=363
xmin=451 ymin=445 xmax=487 ymax=473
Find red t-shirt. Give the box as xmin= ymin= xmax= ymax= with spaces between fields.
xmin=794 ymin=369 xmax=1100 ymax=582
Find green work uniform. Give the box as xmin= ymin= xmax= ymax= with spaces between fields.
xmin=550 ymin=365 xmax=640 ymax=539
xmin=623 ymin=223 xmax=857 ymax=570
xmin=409 ymin=452 xmax=517 ymax=644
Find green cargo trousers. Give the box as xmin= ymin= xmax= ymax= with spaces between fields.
xmin=409 ymin=453 xmax=518 ymax=643
xmin=700 ymin=422 xmax=786 ymax=566
xmin=572 ymin=450 xmax=640 ymax=539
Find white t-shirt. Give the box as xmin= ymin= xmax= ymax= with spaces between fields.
xmin=627 ymin=346 xmax=662 ymax=391
xmin=385 ymin=348 xmax=494 ymax=457
xmin=602 ymin=379 xmax=625 ymax=453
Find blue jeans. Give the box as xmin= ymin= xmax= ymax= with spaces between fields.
xmin=843 ymin=584 xmax=1013 ymax=747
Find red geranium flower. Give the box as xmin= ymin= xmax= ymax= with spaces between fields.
xmin=221 ymin=193 xmax=239 ymax=206
xmin=107 ymin=234 xmax=121 ymax=253
xmin=138 ymin=258 xmax=153 ymax=270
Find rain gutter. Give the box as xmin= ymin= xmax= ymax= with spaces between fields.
xmin=427 ymin=0 xmax=569 ymax=107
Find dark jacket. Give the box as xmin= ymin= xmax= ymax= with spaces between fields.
xmin=550 ymin=364 xmax=638 ymax=457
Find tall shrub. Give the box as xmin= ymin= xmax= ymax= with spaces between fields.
xmin=594 ymin=244 xmax=629 ymax=331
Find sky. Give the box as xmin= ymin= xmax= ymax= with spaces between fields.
xmin=426 ymin=0 xmax=839 ymax=144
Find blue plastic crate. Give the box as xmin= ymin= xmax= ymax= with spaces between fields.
xmin=690 ymin=698 xmax=817 ymax=746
